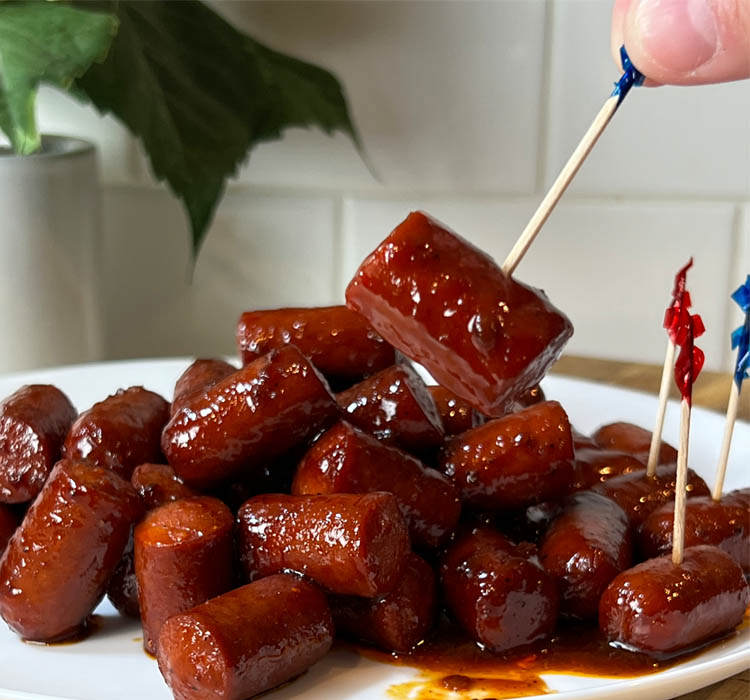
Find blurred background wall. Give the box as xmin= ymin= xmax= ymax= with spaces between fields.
xmin=33 ymin=0 xmax=749 ymax=371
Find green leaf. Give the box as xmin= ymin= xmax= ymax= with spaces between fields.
xmin=76 ymin=0 xmax=360 ymax=255
xmin=0 ymin=2 xmax=117 ymax=154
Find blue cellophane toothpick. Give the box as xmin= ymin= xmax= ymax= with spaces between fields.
xmin=730 ymin=275 xmax=750 ymax=390
xmin=611 ymin=46 xmax=645 ymax=107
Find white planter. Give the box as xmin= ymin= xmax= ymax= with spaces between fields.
xmin=0 ymin=135 xmax=102 ymax=372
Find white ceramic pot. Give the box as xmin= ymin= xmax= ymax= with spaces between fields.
xmin=0 ymin=135 xmax=102 ymax=372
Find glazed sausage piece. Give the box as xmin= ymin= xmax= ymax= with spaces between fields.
xmin=63 ymin=387 xmax=169 ymax=480
xmin=440 ymin=401 xmax=575 ymax=511
xmin=539 ymin=491 xmax=633 ymax=619
xmin=0 ymin=503 xmax=18 ymax=555
xmin=427 ymin=385 xmax=483 ymax=435
xmin=0 ymin=459 xmax=142 ymax=641
xmin=573 ymin=448 xmax=645 ymax=490
xmin=157 ymin=573 xmax=333 ymax=700
xmin=592 ymin=422 xmax=677 ymax=465
xmin=237 ymin=306 xmax=395 ymax=386
xmin=107 ymin=464 xmax=197 ymax=618
xmin=0 ymin=384 xmax=77 ymax=503
xmin=135 ymin=496 xmax=234 ymax=654
xmin=337 ymin=364 xmax=444 ymax=453
xmin=503 ymin=384 xmax=546 ymax=414
xmin=237 ymin=492 xmax=410 ymax=597
xmin=163 ymin=346 xmax=339 ymax=489
xmin=292 ymin=421 xmax=460 ymax=549
xmin=638 ymin=489 xmax=750 ymax=572
xmin=131 ymin=463 xmax=196 ymax=510
xmin=441 ymin=526 xmax=559 ymax=652
xmin=599 ymin=545 xmax=749 ymax=654
xmin=345 ymin=211 xmax=573 ymax=417
xmin=171 ymin=358 xmax=236 ymax=416
xmin=331 ymin=553 xmax=437 ymax=652
xmin=593 ymin=465 xmax=710 ymax=528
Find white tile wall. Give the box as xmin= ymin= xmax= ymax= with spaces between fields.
xmin=18 ymin=0 xmax=749 ymax=373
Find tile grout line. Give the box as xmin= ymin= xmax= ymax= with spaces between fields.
xmin=535 ymin=0 xmax=555 ymax=195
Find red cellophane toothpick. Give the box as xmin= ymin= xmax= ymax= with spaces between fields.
xmin=671 ymin=308 xmax=705 ymax=565
xmin=647 ymin=259 xmax=695 ymax=476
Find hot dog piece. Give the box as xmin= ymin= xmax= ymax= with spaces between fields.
xmin=573 ymin=448 xmax=645 ymax=490
xmin=171 ymin=358 xmax=236 ymax=416
xmin=0 ymin=385 xmax=77 ymax=503
xmin=441 ymin=401 xmax=575 ymax=510
xmin=593 ymin=465 xmax=710 ymax=528
xmin=0 ymin=504 xmax=18 ymax=555
xmin=163 ymin=346 xmax=339 ymax=489
xmin=135 ymin=496 xmax=234 ymax=654
xmin=599 ymin=545 xmax=749 ymax=653
xmin=131 ymin=463 xmax=196 ymax=510
xmin=337 ymin=364 xmax=444 ymax=453
xmin=345 ymin=211 xmax=573 ymax=417
xmin=63 ymin=387 xmax=169 ymax=480
xmin=158 ymin=573 xmax=333 ymax=700
xmin=441 ymin=526 xmax=558 ymax=652
xmin=237 ymin=492 xmax=409 ymax=597
xmin=539 ymin=491 xmax=633 ymax=619
xmin=331 ymin=553 xmax=437 ymax=652
xmin=428 ymin=385 xmax=483 ymax=435
xmin=638 ymin=489 xmax=750 ymax=572
xmin=0 ymin=460 xmax=142 ymax=641
xmin=592 ymin=422 xmax=677 ymax=465
xmin=107 ymin=464 xmax=197 ymax=618
xmin=293 ymin=421 xmax=460 ymax=549
xmin=237 ymin=306 xmax=395 ymax=386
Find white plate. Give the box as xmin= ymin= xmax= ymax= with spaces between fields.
xmin=0 ymin=358 xmax=747 ymax=700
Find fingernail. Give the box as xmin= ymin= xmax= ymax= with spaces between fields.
xmin=634 ymin=0 xmax=718 ymax=73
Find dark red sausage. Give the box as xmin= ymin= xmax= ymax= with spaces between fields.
xmin=135 ymin=496 xmax=234 ymax=654
xmin=592 ymin=422 xmax=677 ymax=465
xmin=539 ymin=491 xmax=633 ymax=619
xmin=599 ymin=546 xmax=749 ymax=653
xmin=441 ymin=401 xmax=575 ymax=510
xmin=0 ymin=385 xmax=76 ymax=503
xmin=440 ymin=526 xmax=558 ymax=652
xmin=638 ymin=489 xmax=750 ymax=572
xmin=237 ymin=305 xmax=395 ymax=385
xmin=331 ymin=553 xmax=437 ymax=652
xmin=157 ymin=574 xmax=333 ymax=700
xmin=237 ymin=492 xmax=409 ymax=597
xmin=131 ymin=463 xmax=196 ymax=510
xmin=0 ymin=460 xmax=142 ymax=641
xmin=593 ymin=465 xmax=710 ymax=527
xmin=345 ymin=211 xmax=573 ymax=416
xmin=0 ymin=504 xmax=18 ymax=555
xmin=63 ymin=387 xmax=169 ymax=480
xmin=427 ymin=385 xmax=483 ymax=435
xmin=162 ymin=346 xmax=339 ymax=489
xmin=337 ymin=364 xmax=444 ymax=453
xmin=572 ymin=428 xmax=598 ymax=452
xmin=171 ymin=358 xmax=236 ymax=416
xmin=293 ymin=421 xmax=460 ymax=549
xmin=503 ymin=384 xmax=547 ymax=414
xmin=107 ymin=464 xmax=197 ymax=618
xmin=573 ymin=447 xmax=645 ymax=490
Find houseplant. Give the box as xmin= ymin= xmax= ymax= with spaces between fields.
xmin=0 ymin=0 xmax=358 ymax=370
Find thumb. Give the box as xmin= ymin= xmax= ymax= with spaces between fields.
xmin=614 ymin=0 xmax=750 ymax=85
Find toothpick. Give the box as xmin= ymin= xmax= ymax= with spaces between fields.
xmin=712 ymin=381 xmax=740 ymax=501
xmin=671 ymin=398 xmax=691 ymax=565
xmin=646 ymin=339 xmax=676 ymax=476
xmin=501 ymin=47 xmax=643 ymax=276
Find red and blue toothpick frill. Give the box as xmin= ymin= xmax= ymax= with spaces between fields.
xmin=664 ymin=258 xmax=695 ymax=345
xmin=612 ymin=46 xmax=645 ymax=108
xmin=730 ymin=275 xmax=750 ymax=390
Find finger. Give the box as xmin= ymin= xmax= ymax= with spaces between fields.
xmin=611 ymin=0 xmax=636 ymax=67
xmin=622 ymin=0 xmax=750 ymax=85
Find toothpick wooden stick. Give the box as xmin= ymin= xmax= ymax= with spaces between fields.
xmin=712 ymin=382 xmax=740 ymax=501
xmin=672 ymin=398 xmax=691 ymax=565
xmin=646 ymin=339 xmax=676 ymax=476
xmin=501 ymin=47 xmax=644 ymax=276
